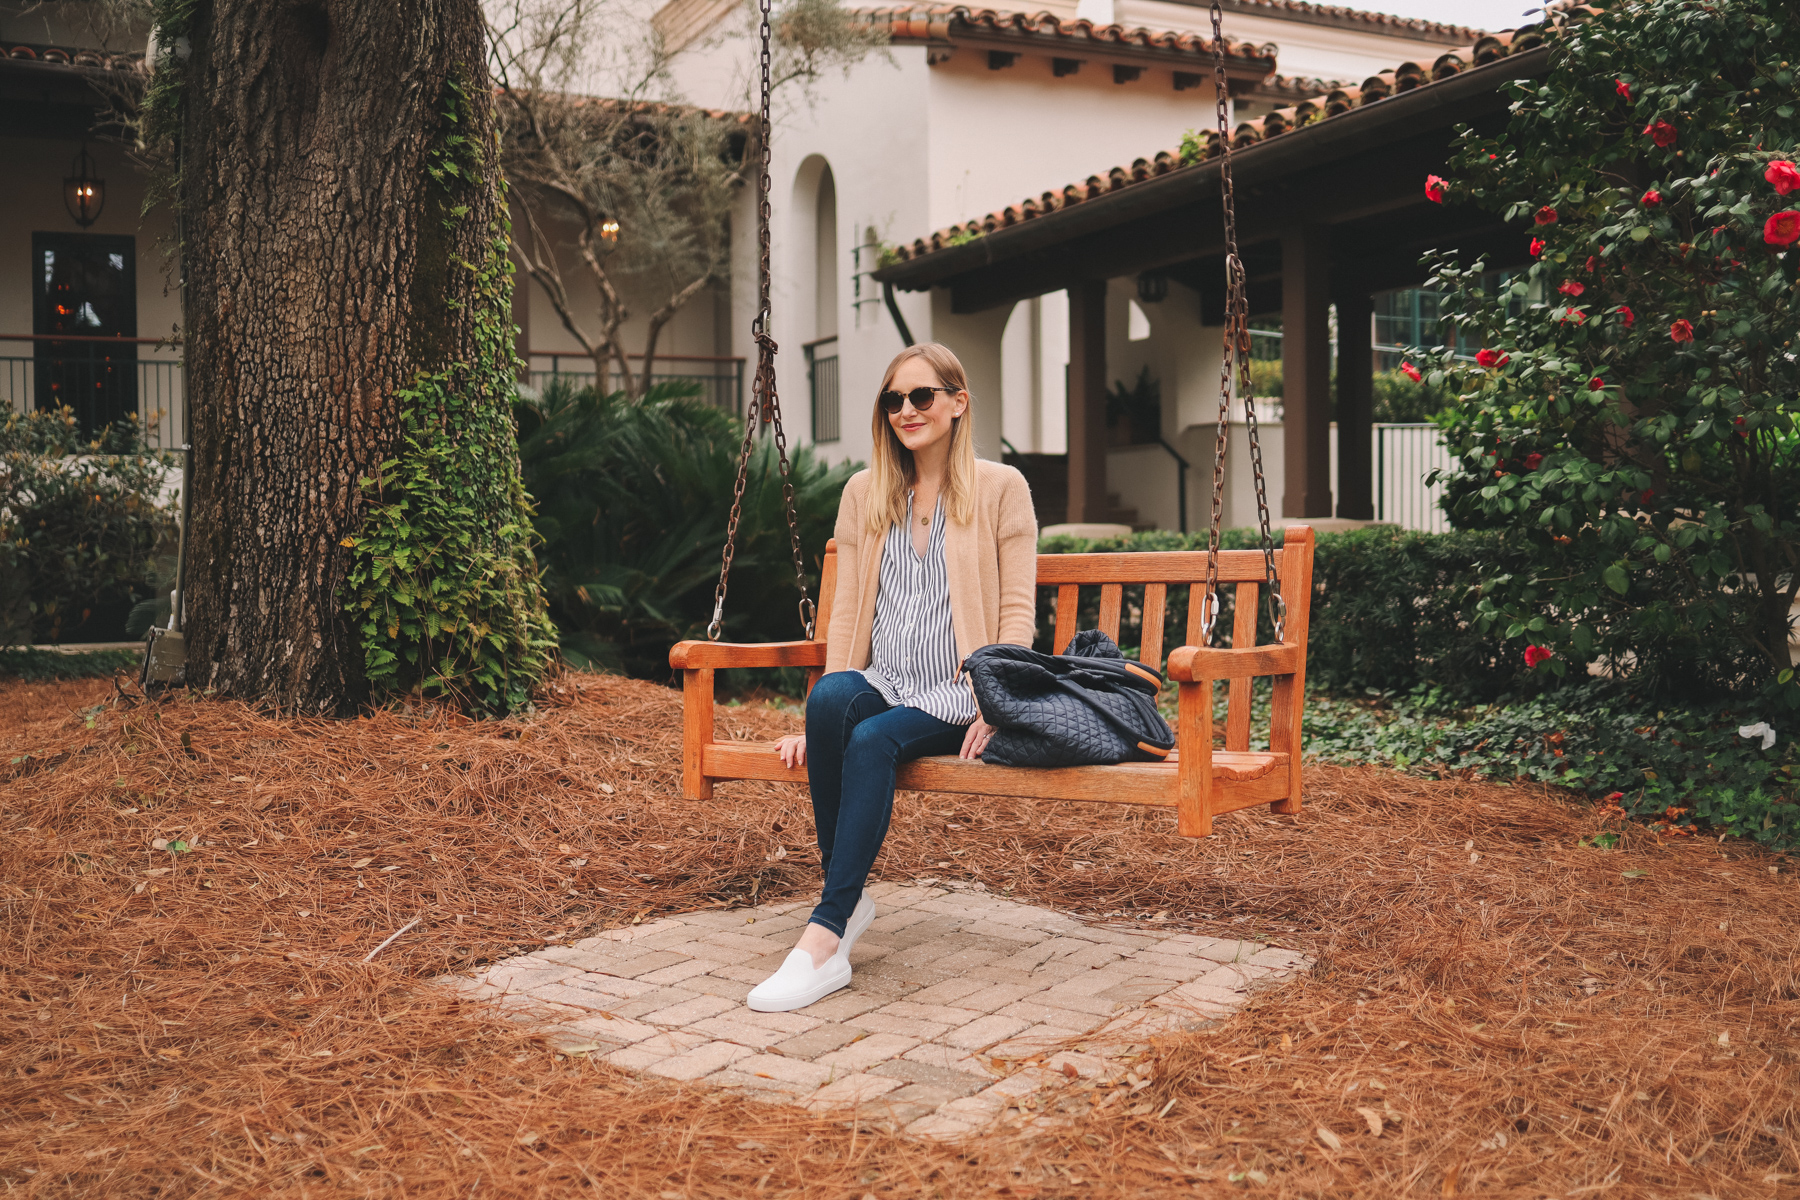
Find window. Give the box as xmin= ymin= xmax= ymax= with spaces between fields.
xmin=32 ymin=231 xmax=137 ymax=435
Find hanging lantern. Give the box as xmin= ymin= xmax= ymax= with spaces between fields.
xmin=64 ymin=145 xmax=106 ymax=228
xmin=1136 ymin=271 xmax=1168 ymax=304
xmin=599 ymin=216 xmax=621 ymax=254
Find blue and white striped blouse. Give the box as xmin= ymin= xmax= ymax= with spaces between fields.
xmin=860 ymin=491 xmax=980 ymax=725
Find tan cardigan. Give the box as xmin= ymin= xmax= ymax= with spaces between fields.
xmin=825 ymin=459 xmax=1039 ymax=676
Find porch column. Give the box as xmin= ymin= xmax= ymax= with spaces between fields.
xmin=929 ymin=291 xmax=1011 ymax=459
xmin=1280 ymin=226 xmax=1333 ymax=518
xmin=1334 ymin=287 xmax=1375 ymax=519
xmin=1066 ymin=280 xmax=1108 ymax=523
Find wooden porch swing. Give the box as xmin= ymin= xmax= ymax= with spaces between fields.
xmin=669 ymin=1 xmax=1315 ymax=838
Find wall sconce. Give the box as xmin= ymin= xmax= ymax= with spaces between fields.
xmin=1136 ymin=271 xmax=1168 ymax=304
xmin=64 ymin=144 xmax=106 ymax=228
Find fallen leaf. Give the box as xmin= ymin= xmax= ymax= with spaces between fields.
xmin=1316 ymin=1125 xmax=1343 ymax=1152
xmin=310 ymin=1050 xmax=332 ymax=1057
xmin=567 ymin=858 xmax=588 ymax=867
xmin=1061 ymin=1061 xmax=1079 ymax=1079
xmin=598 ymin=783 xmax=615 ymax=794
xmin=381 ymin=865 xmax=401 ymax=872
xmin=1621 ymin=869 xmax=1649 ymax=880
xmin=156 ymin=1047 xmax=182 ymax=1058
xmin=516 ymin=1131 xmax=540 ymax=1146
xmin=142 ymin=868 xmax=171 ymax=877
xmin=1355 ymin=1106 xmax=1383 ymax=1137
xmin=1441 ymin=1163 xmax=1460 ymax=1197
xmin=351 ymin=858 xmax=374 ymax=869
xmin=1279 ymin=1032 xmax=1292 ymax=1053
xmin=150 ymin=838 xmax=168 ymax=851
xmin=229 ymin=775 xmax=249 ymax=782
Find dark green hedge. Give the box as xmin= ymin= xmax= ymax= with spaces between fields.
xmin=1037 ymin=525 xmax=1537 ymax=703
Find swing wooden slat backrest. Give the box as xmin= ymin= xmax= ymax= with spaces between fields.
xmin=675 ymin=0 xmax=1315 ymax=837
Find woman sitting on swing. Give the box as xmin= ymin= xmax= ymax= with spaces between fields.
xmin=749 ymin=343 xmax=1038 ymax=1013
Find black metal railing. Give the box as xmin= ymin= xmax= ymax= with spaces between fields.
xmin=2 ymin=335 xmax=185 ymax=447
xmin=525 ymin=352 xmax=745 ymax=415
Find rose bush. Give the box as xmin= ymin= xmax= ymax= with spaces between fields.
xmin=1423 ymin=0 xmax=1800 ymax=705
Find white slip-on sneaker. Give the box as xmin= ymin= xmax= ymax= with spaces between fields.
xmin=746 ymin=947 xmax=852 ymax=1012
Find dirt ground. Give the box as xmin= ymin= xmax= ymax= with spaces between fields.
xmin=2 ymin=670 xmax=1796 ymax=1198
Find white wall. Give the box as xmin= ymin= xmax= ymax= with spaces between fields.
xmin=924 ymin=51 xmax=1227 ymax=232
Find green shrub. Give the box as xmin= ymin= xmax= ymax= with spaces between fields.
xmin=1425 ymin=0 xmax=1800 ymax=704
xmin=0 ymin=408 xmax=177 ymax=647
xmin=0 ymin=647 xmax=141 ymax=681
xmin=1241 ymin=360 xmax=1447 ymax=423
xmin=516 ymin=378 xmax=857 ymax=680
xmin=1306 ymin=682 xmax=1800 ymax=850
xmin=1038 ymin=525 xmax=1539 ymax=703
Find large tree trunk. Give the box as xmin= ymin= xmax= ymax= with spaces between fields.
xmin=179 ymin=0 xmax=499 ymax=712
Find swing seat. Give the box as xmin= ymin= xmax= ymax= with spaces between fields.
xmin=669 ymin=525 xmax=1314 ymax=837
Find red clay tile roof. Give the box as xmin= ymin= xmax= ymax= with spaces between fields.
xmin=1214 ymin=0 xmax=1483 ymax=45
xmin=4 ymin=42 xmax=145 ymax=72
xmin=856 ymin=5 xmax=1280 ymax=69
xmin=1247 ymin=72 xmax=1355 ymax=102
xmin=885 ymin=12 xmax=1574 ymax=264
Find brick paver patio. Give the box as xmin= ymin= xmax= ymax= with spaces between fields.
xmin=441 ymin=881 xmax=1311 ymax=1139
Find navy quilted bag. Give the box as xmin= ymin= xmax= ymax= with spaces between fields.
xmin=964 ymin=630 xmax=1175 ymax=768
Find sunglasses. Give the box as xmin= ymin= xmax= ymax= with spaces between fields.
xmin=878 ymin=386 xmax=956 ymax=415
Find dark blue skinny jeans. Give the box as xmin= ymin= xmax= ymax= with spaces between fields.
xmin=804 ymin=671 xmax=964 ymax=936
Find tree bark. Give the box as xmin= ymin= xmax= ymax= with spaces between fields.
xmin=180 ymin=0 xmax=496 ymax=712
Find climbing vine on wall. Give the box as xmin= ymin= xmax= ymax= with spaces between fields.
xmin=342 ymin=77 xmax=555 ymax=715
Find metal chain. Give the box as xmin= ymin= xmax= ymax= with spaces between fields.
xmin=1202 ymin=1 xmax=1283 ymax=645
xmin=708 ymin=0 xmax=816 ymax=642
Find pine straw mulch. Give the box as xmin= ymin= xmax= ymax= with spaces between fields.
xmin=3 ymin=670 xmax=1798 ymax=1199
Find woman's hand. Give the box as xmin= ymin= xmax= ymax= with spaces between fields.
xmin=776 ymin=734 xmax=807 ymax=769
xmin=959 ymin=718 xmax=996 ymax=760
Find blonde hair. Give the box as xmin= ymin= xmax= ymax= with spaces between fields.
xmin=867 ymin=343 xmax=979 ymax=534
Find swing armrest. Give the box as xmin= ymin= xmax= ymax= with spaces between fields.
xmin=669 ymin=639 xmax=829 ymax=670
xmin=1166 ymin=643 xmax=1300 ymax=683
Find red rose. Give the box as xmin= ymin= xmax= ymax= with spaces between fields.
xmin=1525 ymin=452 xmax=1544 ymax=470
xmin=1641 ymin=188 xmax=1661 ymax=206
xmin=1400 ymin=361 xmax=1422 ymax=383
xmin=1530 ymin=237 xmax=1546 ymax=257
xmin=1765 ymin=211 xmax=1800 ymax=246
xmin=1617 ymin=305 xmax=1635 ymax=327
xmin=1584 ymin=256 xmax=1598 ymax=272
xmin=1475 ymin=348 xmax=1509 ymax=369
xmin=1643 ymin=119 xmax=1677 ymax=148
xmin=1559 ymin=280 xmax=1585 ymax=297
xmin=1425 ymin=175 xmax=1448 ymax=203
xmin=1669 ymin=318 xmax=1695 ymax=342
xmin=1524 ymin=645 xmax=1554 ymax=669
xmin=1535 ymin=206 xmax=1559 ymax=225
xmin=1766 ymin=160 xmax=1800 ymax=196
xmin=1615 ymin=79 xmax=1631 ymax=100
xmin=1589 ymin=376 xmax=1605 ymax=391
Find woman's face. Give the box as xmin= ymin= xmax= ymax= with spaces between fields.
xmin=885 ymin=357 xmax=968 ymax=458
